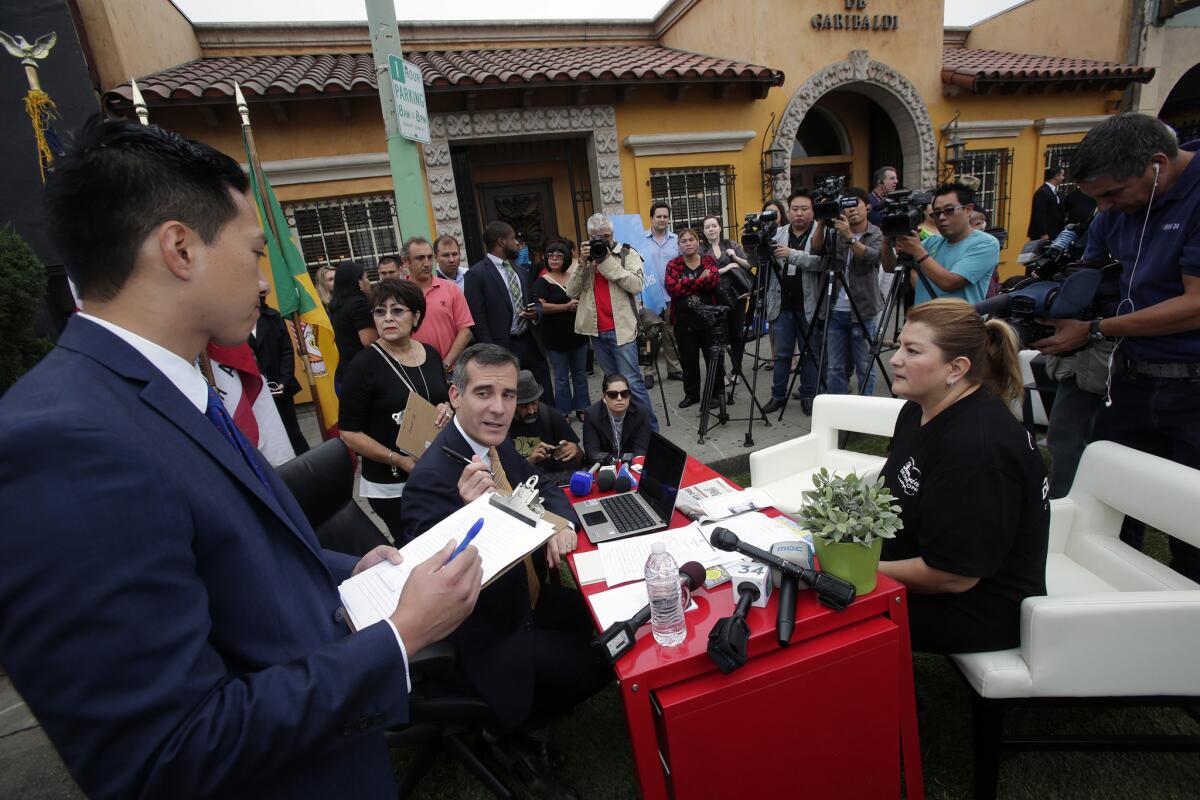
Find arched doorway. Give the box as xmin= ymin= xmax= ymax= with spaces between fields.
xmin=789 ymin=92 xmax=903 ymax=193
xmin=770 ymin=50 xmax=937 ymax=198
xmin=1159 ymin=62 xmax=1200 ymax=143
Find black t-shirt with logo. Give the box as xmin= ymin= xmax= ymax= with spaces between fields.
xmin=880 ymin=388 xmax=1050 ymax=652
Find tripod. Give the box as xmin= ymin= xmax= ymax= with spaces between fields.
xmin=696 ymin=308 xmax=772 ymax=444
xmin=856 ymin=256 xmax=939 ymax=396
xmin=737 ymin=239 xmax=781 ymax=447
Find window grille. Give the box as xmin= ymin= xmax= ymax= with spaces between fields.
xmin=285 ymin=194 xmax=401 ymax=279
xmin=1044 ymin=144 xmax=1080 ymax=196
xmin=649 ymin=166 xmax=737 ymax=236
xmin=957 ymin=148 xmax=1012 ymax=232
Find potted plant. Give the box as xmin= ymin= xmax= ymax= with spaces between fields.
xmin=796 ymin=468 xmax=903 ymax=595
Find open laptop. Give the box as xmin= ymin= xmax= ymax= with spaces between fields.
xmin=574 ymin=432 xmax=687 ymax=544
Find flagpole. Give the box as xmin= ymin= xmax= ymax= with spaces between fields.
xmin=234 ymin=82 xmax=329 ymax=437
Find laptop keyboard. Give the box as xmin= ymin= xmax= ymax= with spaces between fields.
xmin=600 ymin=492 xmax=657 ymax=533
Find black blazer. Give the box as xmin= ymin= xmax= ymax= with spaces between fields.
xmin=1027 ymin=183 xmax=1064 ymax=240
xmin=250 ymin=305 xmax=301 ymax=395
xmin=398 ymin=423 xmax=577 ymax=728
xmin=463 ymin=256 xmax=538 ymax=350
xmin=582 ymin=400 xmax=652 ymax=463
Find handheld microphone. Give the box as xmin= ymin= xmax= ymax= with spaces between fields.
xmin=770 ymin=540 xmax=814 ymax=646
xmin=596 ymin=466 xmax=616 ymax=491
xmin=613 ymin=464 xmax=634 ymax=492
xmin=707 ymin=564 xmax=770 ymax=674
xmin=593 ymin=561 xmax=705 ymax=664
xmin=569 ymin=470 xmax=593 ymax=497
xmin=710 ymin=527 xmax=856 ymax=611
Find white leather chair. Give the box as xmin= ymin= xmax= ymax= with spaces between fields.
xmin=748 ymin=394 xmax=905 ymax=514
xmin=949 ymin=441 xmax=1200 ymax=799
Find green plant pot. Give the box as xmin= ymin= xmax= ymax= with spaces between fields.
xmin=813 ymin=536 xmax=883 ymax=596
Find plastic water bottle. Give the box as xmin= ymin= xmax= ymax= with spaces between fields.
xmin=645 ymin=542 xmax=686 ymax=647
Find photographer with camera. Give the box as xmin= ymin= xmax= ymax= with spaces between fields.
xmin=566 ymin=213 xmax=660 ymax=432
xmin=810 ymin=187 xmax=885 ymax=396
xmin=1034 ymin=113 xmax=1200 ymax=582
xmin=666 ymin=229 xmax=725 ymax=409
xmin=891 ymin=182 xmax=1000 ymax=307
xmin=868 ymin=166 xmax=899 ymax=227
xmin=764 ymin=192 xmax=825 ymax=415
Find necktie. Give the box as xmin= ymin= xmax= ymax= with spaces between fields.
xmin=501 ymin=260 xmax=529 ymax=335
xmin=488 ymin=445 xmax=541 ymax=608
xmin=205 ymin=384 xmax=275 ymax=499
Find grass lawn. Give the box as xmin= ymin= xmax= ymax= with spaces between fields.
xmin=395 ymin=432 xmax=1199 ymax=798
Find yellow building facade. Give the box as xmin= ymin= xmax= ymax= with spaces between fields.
xmin=93 ymin=0 xmax=1157 ymax=280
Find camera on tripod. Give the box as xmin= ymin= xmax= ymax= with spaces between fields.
xmin=740 ymin=209 xmax=780 ymax=250
xmin=879 ymin=189 xmax=934 ymax=238
xmin=678 ymin=294 xmax=729 ymax=334
xmin=812 ymin=175 xmax=853 ymax=222
xmin=587 ymin=236 xmax=611 ymax=263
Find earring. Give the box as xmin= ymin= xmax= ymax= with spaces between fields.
xmin=946 ymin=378 xmax=955 ymax=386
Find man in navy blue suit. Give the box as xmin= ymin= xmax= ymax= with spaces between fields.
xmin=464 ymin=221 xmax=557 ymax=407
xmin=0 ymin=118 xmax=483 ymax=799
xmin=401 ymin=344 xmax=610 ymax=795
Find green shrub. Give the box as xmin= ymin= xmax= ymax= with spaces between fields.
xmin=797 ymin=467 xmax=903 ymax=547
xmin=0 ymin=225 xmax=54 ymax=391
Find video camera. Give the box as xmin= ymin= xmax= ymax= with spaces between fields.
xmin=812 ymin=175 xmax=854 ymax=222
xmin=974 ymin=219 xmax=1121 ymax=348
xmin=879 ymin=189 xmax=934 ymax=238
xmin=740 ymin=209 xmax=780 ymax=250
xmin=678 ymin=293 xmax=729 ymax=335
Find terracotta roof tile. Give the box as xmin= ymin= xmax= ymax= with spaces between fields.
xmin=105 ymin=46 xmax=783 ymax=106
xmin=942 ymin=48 xmax=1154 ymax=92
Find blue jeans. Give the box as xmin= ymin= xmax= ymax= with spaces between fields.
xmin=770 ymin=308 xmax=821 ymax=402
xmin=547 ymin=344 xmax=591 ymax=413
xmin=825 ymin=309 xmax=876 ymax=396
xmin=592 ymin=330 xmax=660 ymax=432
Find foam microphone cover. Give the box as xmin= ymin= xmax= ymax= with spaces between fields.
xmin=678 ymin=561 xmax=706 ymax=591
xmin=569 ymin=470 xmax=594 ymax=498
xmin=612 ymin=465 xmax=634 ymax=492
xmin=597 ymin=467 xmax=616 ymax=492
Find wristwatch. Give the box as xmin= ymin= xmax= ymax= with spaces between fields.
xmin=1087 ymin=318 xmax=1106 ymax=344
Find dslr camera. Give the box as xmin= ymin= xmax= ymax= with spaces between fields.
xmin=740 ymin=209 xmax=780 ymax=250
xmin=587 ymin=236 xmax=611 ymax=263
xmin=879 ymin=189 xmax=934 ymax=238
xmin=812 ymin=175 xmax=853 ymax=222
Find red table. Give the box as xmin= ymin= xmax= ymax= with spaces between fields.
xmin=567 ymin=457 xmax=924 ymax=800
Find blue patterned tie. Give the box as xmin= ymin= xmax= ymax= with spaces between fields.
xmin=204 ymin=384 xmax=276 ymax=499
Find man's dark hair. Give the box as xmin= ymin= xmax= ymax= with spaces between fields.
xmin=787 ymin=188 xmax=812 ymax=205
xmin=845 ymin=186 xmax=871 ymax=207
xmin=378 ymin=255 xmax=402 ymax=268
xmin=369 ymin=278 xmax=427 ymax=332
xmin=329 ymin=260 xmax=366 ymax=311
xmin=934 ymin=181 xmax=975 ymax=208
xmin=403 ymin=236 xmax=431 ymax=256
xmin=482 ymin=221 xmax=515 ymax=251
xmin=451 ymin=343 xmax=520 ymax=392
xmin=43 ymin=116 xmax=250 ymax=301
xmin=1044 ymin=166 xmax=1063 ymax=182
xmin=873 ymin=166 xmax=897 ymax=188
xmin=649 ymin=201 xmax=671 ymax=218
xmin=433 ymin=234 xmax=460 ymax=253
xmin=1071 ymin=113 xmax=1179 ymax=183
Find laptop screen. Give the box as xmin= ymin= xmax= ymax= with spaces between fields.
xmin=637 ymin=432 xmax=687 ymax=522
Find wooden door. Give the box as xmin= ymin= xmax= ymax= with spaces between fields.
xmin=477 ymin=179 xmax=559 ymax=254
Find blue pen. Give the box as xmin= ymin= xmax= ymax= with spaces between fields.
xmin=446 ymin=518 xmax=484 ymax=564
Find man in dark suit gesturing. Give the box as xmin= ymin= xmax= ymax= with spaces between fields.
xmin=400 ymin=344 xmax=610 ymax=794
xmin=464 ymin=221 xmax=556 ymax=407
xmin=0 ymin=118 xmax=482 ymax=799
xmin=1028 ymin=165 xmax=1066 ymax=241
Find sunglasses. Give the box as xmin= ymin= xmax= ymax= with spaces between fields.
xmin=604 ymin=389 xmax=631 ymax=400
xmin=371 ymin=305 xmax=410 ymax=319
xmin=929 ymin=205 xmax=966 ymax=219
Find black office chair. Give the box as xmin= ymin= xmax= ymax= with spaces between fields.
xmin=275 ymin=439 xmax=513 ymax=798
xmin=275 ymin=438 xmax=391 ymax=556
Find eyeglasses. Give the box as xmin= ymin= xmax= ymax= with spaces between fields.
xmin=371 ymin=305 xmax=410 ymax=319
xmin=604 ymin=389 xmax=631 ymax=400
xmin=929 ymin=205 xmax=966 ymax=219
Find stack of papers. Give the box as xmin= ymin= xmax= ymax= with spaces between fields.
xmin=698 ymin=488 xmax=778 ymax=520
xmin=587 ymin=580 xmax=700 ymax=630
xmin=339 ymin=493 xmax=554 ymax=631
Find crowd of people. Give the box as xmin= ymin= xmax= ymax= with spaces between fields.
xmin=0 ymin=110 xmax=1196 ymax=799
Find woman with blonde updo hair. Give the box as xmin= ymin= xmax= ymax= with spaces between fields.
xmin=878 ymin=298 xmax=1049 ymax=654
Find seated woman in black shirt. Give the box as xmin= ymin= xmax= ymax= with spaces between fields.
xmin=328 ymin=260 xmax=378 ymax=392
xmin=338 ymin=279 xmax=454 ymax=537
xmin=879 ymin=298 xmax=1049 ymax=654
xmin=582 ymin=374 xmax=652 ymax=463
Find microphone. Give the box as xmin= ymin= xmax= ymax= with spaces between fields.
xmin=593 ymin=561 xmax=705 ymax=664
xmin=770 ymin=540 xmax=814 ymax=647
xmin=596 ymin=464 xmax=633 ymax=493
xmin=596 ymin=466 xmax=616 ymax=491
xmin=706 ymin=562 xmax=770 ymax=674
xmin=710 ymin=527 xmax=856 ymax=611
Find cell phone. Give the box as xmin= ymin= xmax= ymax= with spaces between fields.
xmin=524 ymin=303 xmax=536 ymax=312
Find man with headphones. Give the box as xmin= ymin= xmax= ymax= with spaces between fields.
xmin=1035 ymin=113 xmax=1200 ymax=582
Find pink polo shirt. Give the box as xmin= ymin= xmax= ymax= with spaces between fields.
xmin=412 ymin=278 xmax=474 ymax=361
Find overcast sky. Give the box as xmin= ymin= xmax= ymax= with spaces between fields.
xmin=174 ymin=0 xmax=1025 ymax=27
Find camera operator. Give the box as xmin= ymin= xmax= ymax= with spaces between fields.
xmin=764 ymin=192 xmax=824 ymax=415
xmin=567 ymin=213 xmax=660 ymax=431
xmin=666 ymin=229 xmax=725 ymax=409
xmin=868 ymin=166 xmax=899 ymax=227
xmin=1034 ymin=113 xmax=1200 ymax=582
xmin=811 ymin=187 xmax=884 ymax=396
xmin=890 ymin=182 xmax=1000 ymax=306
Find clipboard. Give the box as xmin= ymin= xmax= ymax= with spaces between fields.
xmin=394 ymin=391 xmax=442 ymax=459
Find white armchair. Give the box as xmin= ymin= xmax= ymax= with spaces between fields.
xmin=949 ymin=440 xmax=1200 ymax=798
xmin=748 ymin=394 xmax=905 ymax=514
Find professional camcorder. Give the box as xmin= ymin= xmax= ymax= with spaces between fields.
xmin=879 ymin=189 xmax=934 ymax=238
xmin=587 ymin=235 xmax=611 ymax=263
xmin=678 ymin=293 xmax=729 ymax=334
xmin=974 ymin=220 xmax=1121 ymax=348
xmin=740 ymin=209 xmax=780 ymax=250
xmin=812 ymin=175 xmax=851 ymax=222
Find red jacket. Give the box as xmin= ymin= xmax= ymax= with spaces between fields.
xmin=665 ymin=254 xmax=720 ymax=324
